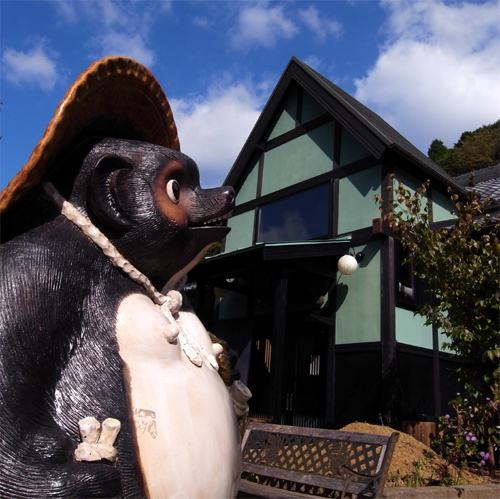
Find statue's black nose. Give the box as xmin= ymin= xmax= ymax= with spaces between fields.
xmin=222 ymin=186 xmax=235 ymax=207
xmin=190 ymin=185 xmax=235 ymax=223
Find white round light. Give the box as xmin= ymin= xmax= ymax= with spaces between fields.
xmin=337 ymin=254 xmax=358 ymax=275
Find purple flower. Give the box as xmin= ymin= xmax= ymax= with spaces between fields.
xmin=456 ymin=392 xmax=461 ymax=396
xmin=470 ymin=414 xmax=474 ymax=418
xmin=447 ymin=425 xmax=452 ymax=429
xmin=444 ymin=414 xmax=450 ymax=419
xmin=484 ymin=453 xmax=490 ymax=460
xmin=486 ymin=398 xmax=491 ymax=401
xmin=466 ymin=436 xmax=471 ymax=441
xmin=471 ymin=437 xmax=477 ymax=441
xmin=480 ymin=460 xmax=486 ymax=466
xmin=464 ymin=398 xmax=468 ymax=402
xmin=480 ymin=451 xmax=486 ymax=457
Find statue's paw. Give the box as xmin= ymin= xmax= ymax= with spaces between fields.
xmin=74 ymin=442 xmax=102 ymax=462
xmin=75 ymin=417 xmax=121 ymax=463
xmin=229 ymin=380 xmax=252 ymax=418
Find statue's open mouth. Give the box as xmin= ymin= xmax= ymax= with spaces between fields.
xmin=188 ymin=186 xmax=235 ymax=234
xmin=190 ymin=209 xmax=233 ymax=228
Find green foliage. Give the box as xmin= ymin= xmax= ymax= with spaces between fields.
xmin=376 ymin=178 xmax=500 ymax=475
xmin=403 ymin=460 xmax=425 ymax=487
xmin=434 ymin=393 xmax=498 ymax=470
xmin=428 ymin=120 xmax=500 ymax=176
xmin=204 ymin=241 xmax=222 ymax=258
xmin=441 ymin=476 xmax=466 ymax=487
xmin=428 ymin=139 xmax=449 ymax=163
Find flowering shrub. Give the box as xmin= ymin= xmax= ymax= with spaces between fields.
xmin=376 ymin=178 xmax=499 ymax=477
xmin=434 ymin=392 xmax=498 ymax=471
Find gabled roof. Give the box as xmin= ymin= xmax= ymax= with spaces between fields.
xmin=454 ymin=164 xmax=500 ymax=202
xmin=225 ymin=56 xmax=466 ymax=196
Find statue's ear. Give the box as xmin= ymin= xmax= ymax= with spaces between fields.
xmin=88 ymin=155 xmax=135 ymax=231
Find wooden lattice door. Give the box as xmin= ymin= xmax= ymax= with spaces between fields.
xmin=285 ymin=329 xmax=327 ymax=427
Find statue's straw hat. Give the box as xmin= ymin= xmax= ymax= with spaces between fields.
xmin=0 ymin=56 xmax=179 ymax=220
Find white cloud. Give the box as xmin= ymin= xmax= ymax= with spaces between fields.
xmin=55 ymin=0 xmax=159 ymax=67
xmin=94 ymin=32 xmax=156 ymax=67
xmin=2 ymin=41 xmax=59 ymax=91
xmin=170 ymin=78 xmax=266 ymax=187
xmin=96 ymin=0 xmax=129 ymax=29
xmin=230 ymin=5 xmax=299 ymax=50
xmin=193 ymin=16 xmax=211 ymax=29
xmin=354 ymin=0 xmax=500 ymax=153
xmin=298 ymin=6 xmax=342 ymax=41
xmin=54 ymin=1 xmax=77 ymax=23
xmin=260 ymin=211 xmax=310 ymax=242
xmin=303 ymin=55 xmax=322 ymax=71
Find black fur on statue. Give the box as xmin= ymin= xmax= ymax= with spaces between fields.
xmin=0 ymin=138 xmax=234 ymax=498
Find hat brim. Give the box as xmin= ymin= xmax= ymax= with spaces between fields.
xmin=0 ymin=56 xmax=180 ymax=216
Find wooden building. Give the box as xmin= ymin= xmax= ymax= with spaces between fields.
xmin=188 ymin=57 xmax=468 ymax=429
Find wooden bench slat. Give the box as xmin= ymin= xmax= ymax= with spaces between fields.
xmin=239 ymin=479 xmax=325 ymax=499
xmin=245 ymin=423 xmax=393 ymax=445
xmin=242 ymin=462 xmax=375 ymax=496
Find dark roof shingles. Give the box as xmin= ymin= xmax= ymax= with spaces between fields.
xmin=294 ymin=57 xmax=464 ymax=191
xmin=454 ymin=164 xmax=500 ymax=202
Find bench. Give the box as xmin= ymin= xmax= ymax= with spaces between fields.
xmin=238 ymin=422 xmax=399 ymax=499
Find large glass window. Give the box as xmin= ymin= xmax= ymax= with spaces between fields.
xmin=257 ymin=184 xmax=330 ymax=243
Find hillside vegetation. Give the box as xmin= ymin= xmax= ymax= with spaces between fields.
xmin=428 ymin=120 xmax=499 ymax=176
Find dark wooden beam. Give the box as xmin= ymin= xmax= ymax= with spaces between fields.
xmin=432 ymin=324 xmax=442 ymax=416
xmin=232 ymin=156 xmax=378 ymax=218
xmin=270 ymin=266 xmax=289 ymax=423
xmin=381 ymin=162 xmax=396 ymax=377
xmin=381 ymin=235 xmax=396 ymax=378
xmin=263 ymin=113 xmax=334 ymax=152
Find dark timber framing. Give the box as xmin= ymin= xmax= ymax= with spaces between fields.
xmin=189 ymin=56 xmax=466 ymax=428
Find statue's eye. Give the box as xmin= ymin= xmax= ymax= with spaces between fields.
xmin=166 ymin=180 xmax=180 ymax=204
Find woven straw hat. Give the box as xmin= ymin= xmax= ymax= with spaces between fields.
xmin=0 ymin=56 xmax=180 ymax=218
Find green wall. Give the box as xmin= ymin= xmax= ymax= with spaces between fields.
xmin=337 ymin=165 xmax=381 ymax=234
xmin=267 ymin=85 xmax=298 ymax=140
xmin=236 ymin=160 xmax=259 ymax=205
xmin=262 ymin=122 xmax=334 ymax=195
xmin=432 ymin=190 xmax=455 ymax=222
xmin=336 ymin=241 xmax=381 ymax=344
xmin=302 ymin=89 xmax=325 ymax=123
xmin=340 ymin=127 xmax=371 ymax=166
xmin=224 ymin=211 xmax=255 ymax=253
xmin=395 ymin=307 xmax=433 ymax=349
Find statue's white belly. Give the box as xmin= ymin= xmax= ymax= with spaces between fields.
xmin=116 ymin=294 xmax=241 ymax=499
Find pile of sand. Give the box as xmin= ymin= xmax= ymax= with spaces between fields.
xmin=340 ymin=422 xmax=495 ymax=486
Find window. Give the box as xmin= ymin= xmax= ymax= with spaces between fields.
xmin=257 ymin=184 xmax=330 ymax=243
xmin=396 ymin=242 xmax=429 ymax=309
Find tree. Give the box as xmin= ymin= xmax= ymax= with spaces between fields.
xmin=451 ymin=124 xmax=500 ymax=174
xmin=428 ymin=139 xmax=449 ymax=163
xmin=428 ymin=120 xmax=500 ymax=176
xmin=376 ymin=177 xmax=499 ymax=475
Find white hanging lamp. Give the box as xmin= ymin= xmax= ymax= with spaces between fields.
xmin=337 ymin=252 xmax=364 ymax=275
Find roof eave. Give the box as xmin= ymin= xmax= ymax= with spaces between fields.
xmin=387 ymin=143 xmax=468 ymax=197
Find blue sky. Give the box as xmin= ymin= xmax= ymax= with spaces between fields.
xmin=1 ymin=0 xmax=499 ymax=190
